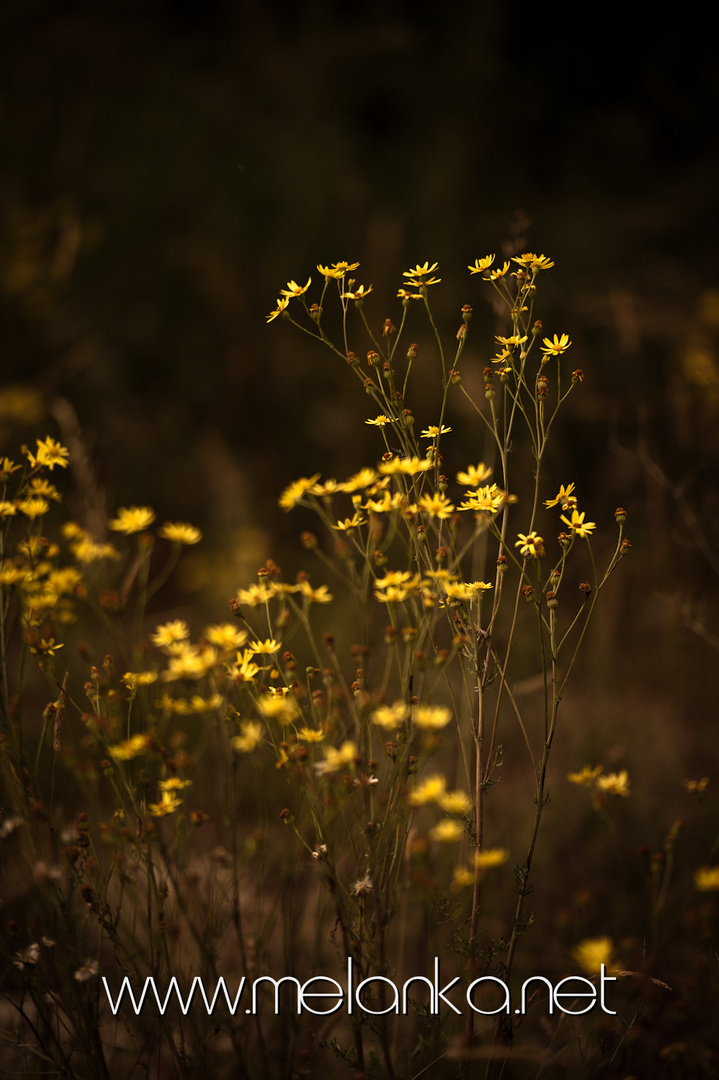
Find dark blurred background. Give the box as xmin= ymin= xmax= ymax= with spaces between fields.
xmin=1 ymin=0 xmax=717 ymax=741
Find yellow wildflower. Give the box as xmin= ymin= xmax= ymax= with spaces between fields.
xmin=279 ymin=277 xmax=311 ymax=298
xmin=332 ymin=512 xmax=366 ymax=531
xmin=567 ymin=764 xmax=603 ymax=788
xmin=230 ymin=649 xmax=260 ymax=682
xmin=468 ymin=255 xmax=495 ymax=274
xmin=298 ymin=581 xmax=333 ymax=604
xmin=487 ymin=261 xmax=510 ymax=280
xmin=402 ymin=261 xmax=441 ymax=287
xmin=122 ymin=671 xmax=158 ymax=690
xmin=266 ymin=297 xmax=290 ymax=322
xmin=0 ymin=501 xmax=17 ymax=517
xmin=418 ymin=493 xmax=455 ymax=519
xmin=159 ymin=777 xmax=192 ymax=792
xmin=258 ymin=693 xmax=299 ymax=725
xmin=452 ymin=866 xmax=475 ymax=889
xmin=430 ymin=819 xmax=465 ymax=843
xmin=341 ymin=284 xmax=373 ymax=300
xmin=541 ymin=333 xmax=572 ymax=356
xmin=109 ymin=506 xmax=156 ymax=534
xmin=378 ymin=456 xmax=431 ymax=476
xmin=474 ymin=848 xmax=508 ymax=869
xmin=109 ymin=733 xmax=154 ymax=761
xmin=297 ymin=726 xmax=325 ymax=743
xmin=456 ymin=463 xmax=492 ymax=486
xmin=560 ymin=509 xmax=596 ymax=538
xmin=695 ymin=866 xmax=719 ymax=891
xmin=248 ymin=637 xmax=280 ymax=655
xmin=544 ymin=483 xmax=576 ymax=509
xmin=341 ymin=467 xmax=378 ymax=491
xmin=414 ymin=705 xmax=452 ymax=730
xmin=28 ymin=478 xmax=62 ymax=501
xmin=595 ymin=770 xmax=630 ymax=797
xmin=420 ymin=425 xmax=452 ymax=439
xmin=683 ymin=777 xmax=709 ymax=794
xmin=159 ymin=522 xmax=202 ymax=545
xmin=317 ymin=261 xmax=359 ymax=278
xmin=320 ymin=740 xmax=359 ymax=773
xmin=365 ymin=415 xmax=392 ymax=426
xmin=236 ymin=583 xmax=273 ymax=606
xmin=511 ymin=253 xmax=554 ymax=271
xmin=151 ymin=620 xmax=190 ymax=648
xmin=231 ymin=721 xmax=264 ymax=753
xmin=24 ymin=436 xmax=69 ymax=471
xmin=279 ymin=474 xmax=321 ymax=511
xmin=572 ymin=937 xmax=617 ymax=975
xmin=16 ymin=497 xmax=49 ymax=519
xmin=439 ymin=790 xmax=473 ymax=815
xmin=162 ymin=645 xmax=217 ymax=681
xmin=371 ymin=701 xmax=409 ymax=730
xmin=204 ymin=623 xmax=248 ymax=651
xmin=515 ymin=531 xmax=544 ymax=557
xmin=147 ymin=790 xmax=183 ymax=817
xmin=409 ymin=774 xmax=447 ymax=806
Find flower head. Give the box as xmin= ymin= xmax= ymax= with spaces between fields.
xmin=515 ymin=531 xmax=544 ymax=558
xmin=159 ymin=522 xmax=202 ymax=545
xmin=279 ymin=474 xmax=321 ymax=512
xmin=545 ymin=483 xmax=576 ymax=509
xmin=279 ymin=277 xmax=312 ymax=298
xmin=24 ymin=437 xmax=69 ymax=471
xmin=572 ymin=937 xmax=617 ymax=975
xmin=266 ymin=297 xmax=290 ymax=322
xmin=109 ymin=506 xmax=156 ymax=534
xmin=541 ymin=333 xmax=572 ymax=356
xmin=468 ymin=255 xmax=495 ymax=275
xmin=560 ymin=509 xmax=596 ymax=538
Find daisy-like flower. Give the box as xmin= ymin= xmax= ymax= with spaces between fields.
xmin=320 ymin=740 xmax=358 ymax=773
xmin=487 ymin=262 xmax=511 ymax=280
xmin=297 ymin=726 xmax=325 ymax=743
xmin=456 ymin=463 xmax=492 ymax=486
xmin=159 ymin=522 xmax=202 ymax=545
xmin=496 ymin=334 xmax=528 ymax=348
xmin=515 ymin=531 xmax=544 ymax=558
xmin=541 ymin=333 xmax=572 ymax=356
xmin=28 ymin=478 xmax=61 ymax=501
xmin=109 ymin=733 xmax=154 ymax=761
xmin=341 ymin=467 xmax=378 ymax=492
xmin=341 ymin=284 xmax=373 ymax=300
xmin=159 ymin=777 xmax=192 ymax=792
xmin=439 ymin=790 xmax=473 ymax=815
xmin=365 ymin=415 xmax=392 ymax=427
xmin=371 ymin=701 xmax=409 ymax=730
xmin=298 ymin=581 xmax=333 ymax=604
xmin=567 ymin=764 xmax=603 ymax=788
xmin=572 ymin=937 xmax=617 ymax=975
xmin=418 ymin=493 xmax=455 ymax=520
xmin=122 ymin=671 xmax=158 ymax=690
xmin=248 ymin=637 xmax=280 ymax=655
xmin=396 ymin=288 xmax=423 ymax=301
xmin=0 ymin=501 xmax=17 ymax=517
xmin=16 ymin=497 xmax=49 ymax=519
xmin=695 ymin=866 xmax=719 ymax=891
xmin=151 ymin=620 xmax=190 ymax=648
xmin=595 ymin=770 xmax=630 ymax=797
xmin=511 ymin=253 xmax=554 ymax=271
xmin=279 ymin=474 xmax=321 ymax=512
xmin=279 ymin=277 xmax=312 ymax=298
xmin=231 ymin=721 xmax=264 ymax=753
xmin=148 ymin=790 xmax=184 ymax=817
xmin=468 ymin=255 xmax=495 ymax=274
xmin=162 ymin=645 xmax=218 ymax=681
xmin=474 ymin=847 xmax=508 ymax=869
xmin=204 ymin=623 xmax=248 ymax=651
xmin=430 ymin=819 xmax=464 ymax=843
xmin=378 ymin=456 xmax=431 ymax=476
xmin=545 ymin=483 xmax=576 ymax=509
xmin=24 ymin=436 xmax=69 ymax=471
xmin=403 ymin=261 xmax=439 ymax=280
xmin=332 ymin=512 xmax=366 ymax=531
xmin=266 ymin=297 xmax=290 ymax=323
xmin=408 ymin=774 xmax=447 ymax=806
xmin=236 ymin=583 xmax=273 ymax=606
xmin=560 ymin=509 xmax=596 ymax=538
xmin=420 ymin=425 xmax=452 ymax=439
xmin=317 ymin=261 xmax=360 ymax=278
xmin=109 ymin=506 xmax=156 ymax=534
xmin=414 ymin=705 xmax=452 ymax=730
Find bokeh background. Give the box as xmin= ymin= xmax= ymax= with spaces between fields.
xmin=2 ymin=0 xmax=718 ymax=1068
